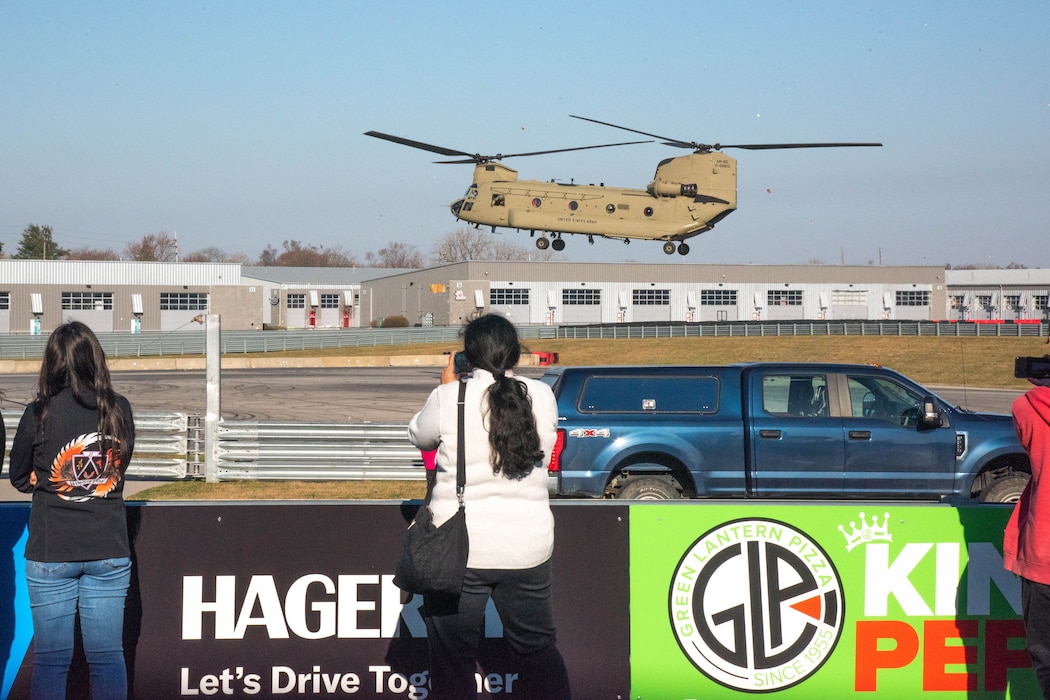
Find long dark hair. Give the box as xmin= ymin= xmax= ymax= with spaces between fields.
xmin=36 ymin=322 xmax=132 ymax=465
xmin=462 ymin=315 xmax=543 ymax=480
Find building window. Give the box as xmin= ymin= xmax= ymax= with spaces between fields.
xmin=490 ymin=288 xmax=530 ymax=305
xmin=832 ymin=290 xmax=868 ymax=305
xmin=320 ymin=293 xmax=340 ymax=309
xmin=562 ymin=289 xmax=601 ymax=305
xmin=700 ymin=289 xmax=738 ymax=305
xmin=287 ymin=293 xmax=306 ymax=309
xmin=767 ymin=290 xmax=802 ymax=306
xmin=976 ymin=295 xmax=992 ymax=310
xmin=61 ymin=291 xmax=113 ymax=311
xmin=632 ymin=289 xmax=670 ymax=305
xmin=1035 ymin=295 xmax=1048 ymax=311
xmin=1005 ymin=295 xmax=1021 ymax=310
xmin=950 ymin=295 xmax=966 ymax=309
xmin=896 ymin=290 xmax=930 ymax=307
xmin=0 ymin=292 xmax=8 ymax=310
xmin=160 ymin=292 xmax=208 ymax=311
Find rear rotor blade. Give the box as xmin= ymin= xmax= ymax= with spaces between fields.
xmin=570 ymin=115 xmax=690 ymax=148
xmin=572 ymin=116 xmax=882 ymax=153
xmin=719 ymin=142 xmax=883 ymax=150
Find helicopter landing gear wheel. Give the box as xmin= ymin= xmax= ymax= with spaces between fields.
xmin=535 ymin=237 xmax=550 ymax=250
xmin=677 ymin=243 xmax=690 ymax=255
xmin=551 ymin=238 xmax=566 ymax=251
xmin=663 ymin=242 xmax=676 ymax=255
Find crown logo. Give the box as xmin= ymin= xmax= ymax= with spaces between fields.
xmin=838 ymin=511 xmax=892 ymax=552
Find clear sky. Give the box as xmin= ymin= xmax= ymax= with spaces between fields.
xmin=2 ymin=1 xmax=1048 ymax=267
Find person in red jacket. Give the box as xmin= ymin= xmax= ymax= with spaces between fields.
xmin=1004 ymin=347 xmax=1050 ymax=698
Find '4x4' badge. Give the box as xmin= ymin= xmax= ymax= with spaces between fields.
xmin=568 ymin=428 xmax=611 ymax=438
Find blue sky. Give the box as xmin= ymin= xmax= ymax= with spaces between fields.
xmin=2 ymin=1 xmax=1048 ymax=267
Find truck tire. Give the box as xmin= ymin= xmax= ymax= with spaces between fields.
xmin=617 ymin=476 xmax=682 ymax=500
xmin=978 ymin=473 xmax=1030 ymax=504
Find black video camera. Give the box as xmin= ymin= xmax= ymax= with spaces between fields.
xmin=1015 ymin=356 xmax=1050 ymax=380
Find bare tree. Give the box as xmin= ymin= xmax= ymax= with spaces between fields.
xmin=364 ymin=242 xmax=425 ymax=268
xmin=432 ymin=228 xmax=558 ymax=262
xmin=257 ymin=245 xmax=279 ymax=266
xmin=124 ymin=232 xmax=178 ymax=261
xmin=266 ymin=240 xmax=358 ymax=267
xmin=183 ymin=246 xmax=251 ymax=263
xmin=66 ymin=247 xmax=121 ymax=260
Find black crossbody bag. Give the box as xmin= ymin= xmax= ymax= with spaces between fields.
xmin=393 ymin=379 xmax=469 ymax=595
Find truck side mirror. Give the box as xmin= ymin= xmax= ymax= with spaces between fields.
xmin=920 ymin=397 xmax=943 ymax=429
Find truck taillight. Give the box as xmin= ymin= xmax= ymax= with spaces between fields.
xmin=548 ymin=429 xmax=566 ymax=473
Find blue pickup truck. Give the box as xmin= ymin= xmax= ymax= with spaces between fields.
xmin=541 ymin=363 xmax=1029 ymax=503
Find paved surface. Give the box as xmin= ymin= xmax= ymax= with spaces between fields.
xmin=0 ymin=366 xmax=482 ymax=422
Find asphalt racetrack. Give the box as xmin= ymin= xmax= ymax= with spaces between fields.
xmin=0 ymin=367 xmax=1024 ymax=421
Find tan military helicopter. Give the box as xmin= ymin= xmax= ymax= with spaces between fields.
xmin=365 ymin=116 xmax=881 ymax=255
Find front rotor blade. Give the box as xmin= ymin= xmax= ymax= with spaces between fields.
xmin=434 ymin=140 xmax=652 ymax=164
xmin=503 ymin=140 xmax=652 ymax=159
xmin=364 ymin=131 xmax=474 ymax=158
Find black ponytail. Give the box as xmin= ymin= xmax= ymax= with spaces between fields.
xmin=462 ymin=315 xmax=543 ymax=480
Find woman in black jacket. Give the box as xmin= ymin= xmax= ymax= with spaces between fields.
xmin=9 ymin=322 xmax=135 ymax=699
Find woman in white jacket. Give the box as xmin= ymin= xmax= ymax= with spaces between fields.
xmin=408 ymin=314 xmax=570 ymax=700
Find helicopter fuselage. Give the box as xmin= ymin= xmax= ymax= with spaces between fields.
xmin=450 ymin=152 xmax=737 ymax=253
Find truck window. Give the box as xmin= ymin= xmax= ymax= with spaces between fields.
xmin=762 ymin=375 xmax=829 ymax=417
xmin=846 ymin=375 xmax=923 ymax=426
xmin=577 ymin=375 xmax=719 ymax=413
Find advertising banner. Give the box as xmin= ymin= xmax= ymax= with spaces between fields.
xmin=0 ymin=502 xmax=630 ymax=699
xmin=0 ymin=501 xmax=1038 ymax=697
xmin=630 ymin=503 xmax=1036 ymax=698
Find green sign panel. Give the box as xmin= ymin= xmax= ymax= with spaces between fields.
xmin=630 ymin=503 xmax=1037 ymax=698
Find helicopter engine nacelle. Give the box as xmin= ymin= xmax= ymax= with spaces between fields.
xmin=647 ymin=180 xmax=699 ymax=197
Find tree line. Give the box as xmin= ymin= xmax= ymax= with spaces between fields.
xmin=2 ymin=224 xmax=558 ymax=267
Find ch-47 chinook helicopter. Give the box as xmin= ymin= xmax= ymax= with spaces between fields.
xmin=365 ymin=116 xmax=881 ymax=255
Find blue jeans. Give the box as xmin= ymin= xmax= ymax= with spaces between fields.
xmin=26 ymin=558 xmax=132 ymax=700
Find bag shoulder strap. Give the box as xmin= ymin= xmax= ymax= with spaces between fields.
xmin=456 ymin=378 xmax=467 ymax=506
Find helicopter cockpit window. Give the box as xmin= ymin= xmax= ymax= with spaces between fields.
xmin=491 ymin=194 xmax=505 ymax=207
xmin=463 ymin=186 xmax=478 ymax=199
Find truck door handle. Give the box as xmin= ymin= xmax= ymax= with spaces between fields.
xmin=849 ymin=430 xmax=871 ymax=440
xmin=759 ymin=430 xmax=781 ymax=439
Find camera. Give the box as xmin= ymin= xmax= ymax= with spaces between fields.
xmin=1015 ymin=356 xmax=1050 ymax=380
xmin=454 ymin=351 xmax=473 ymax=375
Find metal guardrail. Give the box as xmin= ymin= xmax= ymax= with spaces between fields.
xmin=213 ymin=420 xmax=422 ymax=481
xmin=1 ymin=322 xmax=1044 ymax=360
xmin=1 ymin=408 xmax=189 ymax=480
xmin=557 ymin=320 xmax=1049 ymax=339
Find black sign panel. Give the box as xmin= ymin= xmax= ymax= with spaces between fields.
xmin=2 ymin=502 xmax=629 ymax=698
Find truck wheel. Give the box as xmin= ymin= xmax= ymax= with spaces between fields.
xmin=978 ymin=474 xmax=1030 ymax=504
xmin=617 ymin=476 xmax=682 ymax=500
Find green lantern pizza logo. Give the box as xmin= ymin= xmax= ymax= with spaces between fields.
xmin=668 ymin=518 xmax=845 ymax=692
